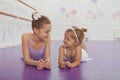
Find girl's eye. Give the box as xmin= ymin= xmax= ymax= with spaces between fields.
xmin=45 ymin=30 xmax=50 ymax=33
xmin=67 ymin=38 xmax=69 ymax=41
xmin=64 ymin=38 xmax=66 ymax=40
xmin=64 ymin=37 xmax=70 ymax=41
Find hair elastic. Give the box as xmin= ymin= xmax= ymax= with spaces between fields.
xmin=71 ymin=27 xmax=79 ymax=42
xmin=33 ymin=12 xmax=41 ymax=20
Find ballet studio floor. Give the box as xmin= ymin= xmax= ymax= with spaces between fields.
xmin=0 ymin=40 xmax=120 ymax=80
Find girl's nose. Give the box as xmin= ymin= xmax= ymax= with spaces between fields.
xmin=47 ymin=33 xmax=50 ymax=37
xmin=63 ymin=39 xmax=66 ymax=43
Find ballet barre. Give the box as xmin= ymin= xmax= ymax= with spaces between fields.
xmin=0 ymin=11 xmax=31 ymax=22
xmin=18 ymin=0 xmax=37 ymax=11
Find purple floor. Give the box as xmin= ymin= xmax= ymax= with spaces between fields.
xmin=0 ymin=41 xmax=120 ymax=80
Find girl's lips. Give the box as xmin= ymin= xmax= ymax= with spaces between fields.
xmin=64 ymin=43 xmax=67 ymax=47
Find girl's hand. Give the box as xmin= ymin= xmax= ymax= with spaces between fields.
xmin=59 ymin=62 xmax=66 ymax=69
xmin=65 ymin=61 xmax=72 ymax=68
xmin=36 ymin=60 xmax=44 ymax=70
xmin=36 ymin=59 xmax=51 ymax=70
xmin=39 ymin=59 xmax=46 ymax=63
xmin=37 ymin=64 xmax=43 ymax=70
xmin=44 ymin=60 xmax=51 ymax=69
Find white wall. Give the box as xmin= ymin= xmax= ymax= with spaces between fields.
xmin=0 ymin=0 xmax=120 ymax=48
xmin=0 ymin=0 xmax=33 ymax=48
xmin=51 ymin=23 xmax=120 ymax=41
xmin=40 ymin=0 xmax=120 ymax=40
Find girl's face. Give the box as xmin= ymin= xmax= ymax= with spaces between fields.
xmin=35 ymin=24 xmax=51 ymax=41
xmin=63 ymin=32 xmax=76 ymax=48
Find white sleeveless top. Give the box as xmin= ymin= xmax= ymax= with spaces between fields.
xmin=64 ymin=47 xmax=91 ymax=62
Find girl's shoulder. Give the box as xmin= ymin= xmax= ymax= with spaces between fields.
xmin=75 ymin=45 xmax=82 ymax=50
xmin=59 ymin=45 xmax=65 ymax=49
xmin=22 ymin=33 xmax=33 ymax=42
xmin=22 ymin=33 xmax=33 ymax=39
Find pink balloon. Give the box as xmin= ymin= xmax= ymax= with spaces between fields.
xmin=71 ymin=9 xmax=77 ymax=15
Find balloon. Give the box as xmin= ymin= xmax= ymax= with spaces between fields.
xmin=91 ymin=0 xmax=97 ymax=3
xmin=60 ymin=7 xmax=66 ymax=13
xmin=71 ymin=9 xmax=77 ymax=15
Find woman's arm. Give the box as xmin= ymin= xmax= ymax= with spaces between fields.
xmin=58 ymin=45 xmax=66 ymax=68
xmin=22 ymin=33 xmax=39 ymax=66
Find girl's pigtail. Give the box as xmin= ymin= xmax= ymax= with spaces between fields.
xmin=82 ymin=28 xmax=87 ymax=32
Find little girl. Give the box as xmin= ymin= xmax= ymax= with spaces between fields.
xmin=58 ymin=26 xmax=91 ymax=68
xmin=22 ymin=12 xmax=51 ymax=70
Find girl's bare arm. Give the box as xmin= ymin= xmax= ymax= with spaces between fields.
xmin=58 ymin=45 xmax=66 ymax=68
xmin=44 ymin=36 xmax=51 ymax=62
xmin=69 ymin=46 xmax=81 ymax=68
xmin=22 ymin=33 xmax=39 ymax=66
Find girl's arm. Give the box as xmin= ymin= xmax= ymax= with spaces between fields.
xmin=44 ymin=36 xmax=51 ymax=69
xmin=58 ymin=45 xmax=66 ymax=68
xmin=66 ymin=46 xmax=81 ymax=68
xmin=22 ymin=33 xmax=39 ymax=66
xmin=44 ymin=36 xmax=50 ymax=62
